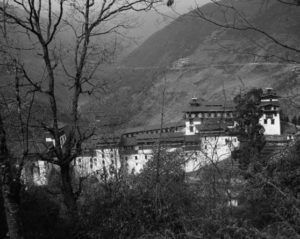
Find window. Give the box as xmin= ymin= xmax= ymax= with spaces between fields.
xmin=204 ymin=145 xmax=207 ymax=150
xmin=145 ymin=155 xmax=147 ymax=159
xmin=189 ymin=126 xmax=194 ymax=132
xmin=264 ymin=119 xmax=267 ymax=124
xmin=135 ymin=156 xmax=138 ymax=160
xmin=189 ymin=119 xmax=193 ymax=125
xmin=271 ymin=119 xmax=275 ymax=124
xmin=125 ymin=157 xmax=128 ymax=161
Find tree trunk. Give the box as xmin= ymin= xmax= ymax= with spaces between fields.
xmin=60 ymin=164 xmax=77 ymax=217
xmin=1 ymin=165 xmax=24 ymax=239
xmin=0 ymin=112 xmax=24 ymax=239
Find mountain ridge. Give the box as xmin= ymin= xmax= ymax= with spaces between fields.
xmin=88 ymin=0 xmax=300 ymax=128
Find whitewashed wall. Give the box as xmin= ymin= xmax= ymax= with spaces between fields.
xmin=259 ymin=113 xmax=281 ymax=135
xmin=184 ymin=136 xmax=239 ymax=172
xmin=29 ymin=136 xmax=239 ymax=185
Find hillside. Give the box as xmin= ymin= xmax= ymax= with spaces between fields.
xmin=87 ymin=0 xmax=300 ymax=128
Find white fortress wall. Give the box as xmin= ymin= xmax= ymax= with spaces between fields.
xmin=184 ymin=136 xmax=239 ymax=172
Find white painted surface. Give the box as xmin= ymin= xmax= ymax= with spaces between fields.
xmin=184 ymin=136 xmax=239 ymax=172
xmin=259 ymin=113 xmax=281 ymax=135
xmin=185 ymin=120 xmax=201 ymax=135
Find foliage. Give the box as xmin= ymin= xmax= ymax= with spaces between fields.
xmin=20 ymin=187 xmax=72 ymax=239
xmin=232 ymin=88 xmax=265 ymax=171
xmin=76 ymin=150 xmax=195 ymax=238
xmin=0 ymin=190 xmax=8 ymax=238
xmin=291 ymin=115 xmax=300 ymax=125
xmin=236 ymin=139 xmax=300 ymax=238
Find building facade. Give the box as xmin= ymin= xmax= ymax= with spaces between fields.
xmin=31 ymin=88 xmax=292 ymax=185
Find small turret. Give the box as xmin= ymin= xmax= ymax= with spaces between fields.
xmin=190 ymin=97 xmax=200 ymax=107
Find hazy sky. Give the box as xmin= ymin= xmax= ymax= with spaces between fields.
xmin=164 ymin=0 xmax=211 ymax=14
xmin=121 ymin=0 xmax=211 ymax=54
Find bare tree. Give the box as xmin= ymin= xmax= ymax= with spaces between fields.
xmin=0 ymin=58 xmax=39 ymax=239
xmin=0 ymin=0 xmax=165 ymax=220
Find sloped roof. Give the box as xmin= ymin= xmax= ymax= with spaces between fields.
xmin=196 ymin=119 xmax=234 ymax=132
xmin=93 ymin=136 xmax=121 ymax=145
xmin=184 ymin=101 xmax=235 ymax=113
xmin=261 ymin=94 xmax=279 ymax=99
xmin=136 ymin=132 xmax=185 ymax=143
xmin=184 ymin=135 xmax=201 ymax=142
xmin=122 ymin=137 xmax=137 ymax=146
xmin=260 ymin=101 xmax=280 ymax=107
xmin=122 ymin=121 xmax=185 ymax=134
xmin=184 ymin=106 xmax=235 ymax=113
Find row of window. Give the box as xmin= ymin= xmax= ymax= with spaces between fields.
xmin=186 ymin=112 xmax=233 ymax=119
xmin=124 ymin=127 xmax=181 ymax=138
xmin=125 ymin=155 xmax=149 ymax=161
xmin=263 ymin=119 xmax=275 ymax=124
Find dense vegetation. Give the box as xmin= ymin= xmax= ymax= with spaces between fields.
xmin=0 ymin=0 xmax=299 ymax=238
xmin=1 ymin=123 xmax=299 ymax=239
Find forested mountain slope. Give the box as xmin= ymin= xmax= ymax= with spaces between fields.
xmin=88 ymin=0 xmax=300 ymax=128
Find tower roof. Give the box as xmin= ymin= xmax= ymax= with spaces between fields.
xmin=261 ymin=88 xmax=279 ymax=99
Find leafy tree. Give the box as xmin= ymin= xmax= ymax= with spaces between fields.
xmin=232 ymin=88 xmax=265 ymax=171
xmin=292 ymin=115 xmax=298 ymax=125
xmin=236 ymin=139 xmax=300 ymax=238
xmin=77 ymin=149 xmax=194 ymax=238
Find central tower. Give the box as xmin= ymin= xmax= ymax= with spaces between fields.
xmin=259 ymin=88 xmax=281 ymax=135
